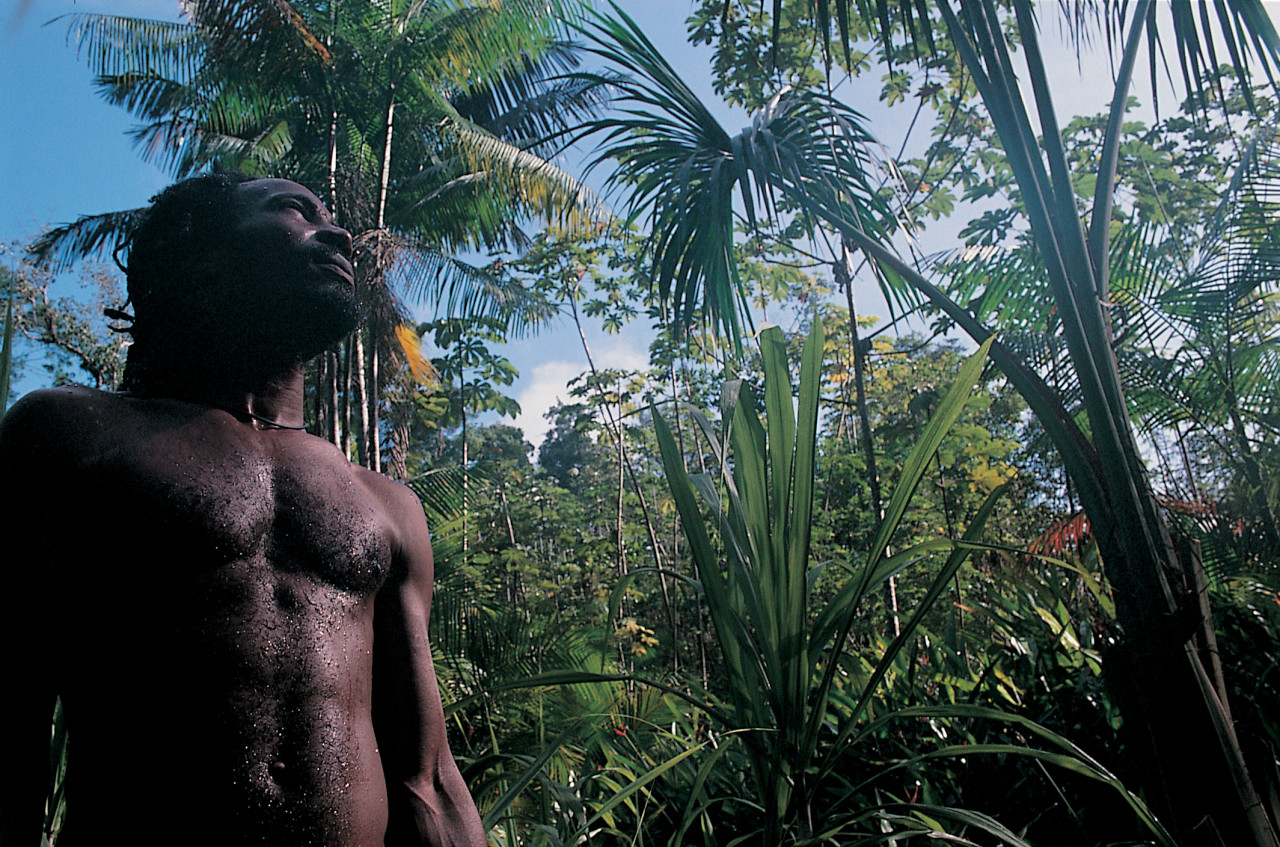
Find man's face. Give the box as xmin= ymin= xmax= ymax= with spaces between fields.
xmin=205 ymin=179 xmax=359 ymax=357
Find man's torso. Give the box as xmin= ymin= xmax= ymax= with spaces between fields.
xmin=23 ymin=387 xmax=404 ymax=846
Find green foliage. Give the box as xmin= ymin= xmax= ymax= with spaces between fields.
xmin=575 ymin=2 xmax=1280 ymax=840
xmin=758 ymin=0 xmax=1280 ymax=118
xmin=648 ymin=324 xmax=1089 ymax=843
xmin=21 ymin=2 xmax=1280 ymax=843
xmin=0 ymin=255 xmax=128 ymax=393
xmin=421 ymin=316 xmax=522 ymax=425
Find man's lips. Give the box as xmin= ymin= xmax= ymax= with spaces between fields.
xmin=314 ymin=253 xmax=355 ymax=285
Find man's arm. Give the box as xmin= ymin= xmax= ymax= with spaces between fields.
xmin=372 ymin=482 xmax=486 ymax=847
xmin=0 ymin=394 xmax=63 ymax=846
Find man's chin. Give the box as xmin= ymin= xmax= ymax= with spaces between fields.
xmin=294 ymin=302 xmax=361 ymax=358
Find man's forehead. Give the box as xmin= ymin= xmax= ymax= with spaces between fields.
xmin=235 ymin=178 xmax=324 ymax=208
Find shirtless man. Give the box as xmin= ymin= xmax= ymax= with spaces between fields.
xmin=0 ymin=174 xmax=486 ymax=846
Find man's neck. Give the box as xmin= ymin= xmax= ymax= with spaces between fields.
xmin=137 ymin=359 xmax=310 ymax=431
xmin=214 ymin=365 xmax=308 ymax=431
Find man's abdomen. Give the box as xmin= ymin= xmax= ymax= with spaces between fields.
xmin=59 ymin=567 xmax=391 ymax=846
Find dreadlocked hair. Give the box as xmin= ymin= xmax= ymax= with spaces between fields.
xmin=119 ymin=172 xmax=260 ymax=391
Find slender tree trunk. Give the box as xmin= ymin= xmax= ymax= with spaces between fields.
xmin=461 ymin=365 xmax=469 ymax=556
xmin=316 ymin=348 xmax=331 ymax=441
xmin=365 ymin=87 xmax=396 ymax=475
xmin=377 ymin=90 xmax=395 ymax=231
xmin=564 ymin=277 xmax=666 ymax=576
xmin=355 ymin=332 xmax=370 ymax=467
xmin=563 ymin=277 xmax=669 ymax=677
xmin=368 ymin=342 xmax=380 ymax=472
xmin=665 ymin=355 xmax=683 ymax=673
xmin=615 ymin=395 xmax=627 ymax=582
xmin=323 ymin=95 xmax=341 ymax=450
xmin=837 ymin=245 xmax=899 ymax=636
xmin=342 ymin=337 xmax=353 ymax=460
xmin=329 ymin=349 xmax=340 ymax=447
xmin=327 ymin=108 xmax=339 ymax=207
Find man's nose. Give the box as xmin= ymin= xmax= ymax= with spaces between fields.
xmin=318 ymin=222 xmax=353 ymax=258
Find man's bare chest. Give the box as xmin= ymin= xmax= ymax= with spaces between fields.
xmin=83 ymin=421 xmax=393 ymax=594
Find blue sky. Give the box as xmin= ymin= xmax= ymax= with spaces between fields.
xmin=3 ymin=1 xmax=1275 ymax=450
xmin=0 ymin=1 xmax=734 ymax=239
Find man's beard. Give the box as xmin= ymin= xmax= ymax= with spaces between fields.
xmin=176 ymin=273 xmax=362 ymax=377
xmin=278 ymin=285 xmax=361 ymax=361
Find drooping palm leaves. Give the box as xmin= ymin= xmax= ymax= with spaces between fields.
xmin=573 ymin=5 xmax=891 ymax=350
xmin=783 ymin=0 xmax=1280 ymax=113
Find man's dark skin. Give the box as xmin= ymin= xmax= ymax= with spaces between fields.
xmin=0 ymin=179 xmax=486 ymax=846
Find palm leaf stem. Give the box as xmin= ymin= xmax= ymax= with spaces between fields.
xmin=1087 ymin=0 xmax=1154 ymax=299
xmin=938 ymin=0 xmax=1172 ymax=622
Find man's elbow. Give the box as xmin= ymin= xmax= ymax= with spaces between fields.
xmin=387 ymin=764 xmax=486 ymax=847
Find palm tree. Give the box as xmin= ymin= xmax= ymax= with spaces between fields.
xmin=33 ymin=0 xmax=602 ymax=470
xmin=1117 ymin=123 xmax=1280 ymax=556
xmin=574 ymin=2 xmax=1280 ymax=843
xmin=940 ymin=118 xmax=1280 ymax=560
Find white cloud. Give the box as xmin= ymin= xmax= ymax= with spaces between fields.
xmin=512 ymin=338 xmax=650 ymax=460
xmin=595 ymin=342 xmax=649 ymax=373
xmin=514 ymin=360 xmax=583 ymax=458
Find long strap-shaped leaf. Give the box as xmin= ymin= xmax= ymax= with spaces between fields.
xmin=805 ymin=340 xmax=996 ymax=771
xmin=817 ymin=482 xmax=1010 ymax=768
xmin=812 ymin=336 xmax=995 ymax=648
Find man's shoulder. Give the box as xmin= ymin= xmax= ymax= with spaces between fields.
xmin=344 ymin=464 xmax=432 ymax=561
xmin=0 ymin=385 xmax=130 ymax=454
xmin=350 ymin=463 xmax=424 ymax=523
xmin=5 ymin=383 xmax=120 ymax=413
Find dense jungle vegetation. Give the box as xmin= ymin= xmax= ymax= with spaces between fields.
xmin=3 ymin=0 xmax=1279 ymax=844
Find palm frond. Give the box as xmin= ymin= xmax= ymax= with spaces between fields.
xmin=183 ymin=0 xmax=333 ymax=73
xmin=451 ymin=41 xmax=614 ymax=156
xmin=60 ymin=13 xmax=201 ymax=81
xmin=444 ymin=117 xmax=607 ymax=230
xmin=575 ymin=4 xmax=889 ymax=349
xmin=392 ymin=241 xmax=556 ymax=339
xmin=29 ymin=208 xmax=148 ymax=272
xmin=767 ymin=0 xmax=1280 ymax=110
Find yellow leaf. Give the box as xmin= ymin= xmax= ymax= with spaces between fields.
xmin=395 ymin=324 xmax=437 ymax=386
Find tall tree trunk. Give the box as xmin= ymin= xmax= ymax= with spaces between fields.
xmin=368 ymin=342 xmax=380 ymax=472
xmin=366 ymin=87 xmax=395 ymax=475
xmin=316 ymin=347 xmax=332 ymax=442
xmin=564 ymin=277 xmax=666 ymax=577
xmin=342 ymin=337 xmax=353 ymax=460
xmin=461 ymin=365 xmax=469 ymax=556
xmin=615 ymin=392 xmax=626 ymax=583
xmin=377 ymin=90 xmax=395 ymax=232
xmin=355 ymin=332 xmax=370 ymax=467
xmin=836 ymin=245 xmax=900 ymax=637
